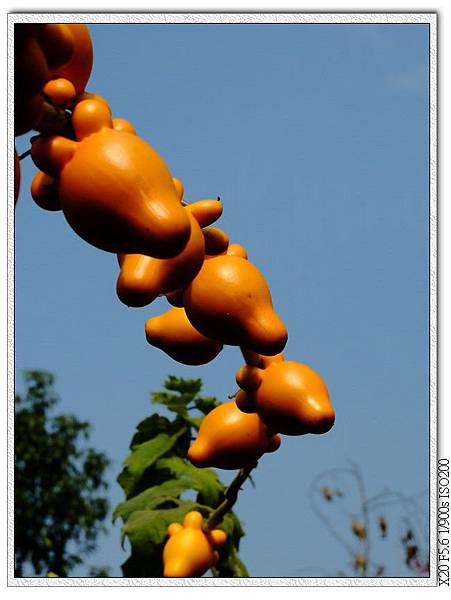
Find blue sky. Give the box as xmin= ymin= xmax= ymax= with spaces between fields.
xmin=15 ymin=23 xmax=430 ymax=577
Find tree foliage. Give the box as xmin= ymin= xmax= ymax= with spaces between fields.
xmin=14 ymin=370 xmax=110 ymax=577
xmin=115 ymin=376 xmax=248 ymax=577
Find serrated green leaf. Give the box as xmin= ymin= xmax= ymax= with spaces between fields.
xmin=113 ymin=479 xmax=193 ymax=523
xmin=115 ymin=376 xmax=249 ymax=578
xmin=121 ymin=501 xmax=211 ymax=555
xmin=216 ymin=545 xmax=249 ymax=577
xmin=126 ymin=431 xmax=185 ymax=476
xmin=156 ymin=456 xmax=224 ymax=506
xmin=151 ymin=392 xmax=189 ymax=416
xmin=117 ymin=468 xmax=136 ymax=498
xmin=130 ymin=414 xmax=172 ymax=448
xmin=163 ymin=376 xmax=202 ymax=395
xmin=218 ymin=511 xmax=246 ymax=546
xmin=118 ymin=429 xmax=186 ymax=497
xmin=192 ymin=395 xmax=221 ymax=415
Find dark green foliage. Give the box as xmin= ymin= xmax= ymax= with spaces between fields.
xmin=14 ymin=370 xmax=110 ymax=577
xmin=115 ymin=377 xmax=249 ymax=577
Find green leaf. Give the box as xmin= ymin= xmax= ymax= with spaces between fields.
xmin=130 ymin=414 xmax=172 ymax=448
xmin=192 ymin=395 xmax=221 ymax=415
xmin=115 ymin=376 xmax=249 ymax=578
xmin=118 ymin=429 xmax=186 ymax=497
xmin=156 ymin=456 xmax=224 ymax=506
xmin=230 ymin=554 xmax=249 ymax=577
xmin=218 ymin=511 xmax=246 ymax=546
xmin=113 ymin=479 xmax=194 ymax=523
xmin=216 ymin=545 xmax=249 ymax=577
xmin=184 ymin=415 xmax=204 ymax=430
xmin=121 ymin=501 xmax=211 ymax=554
xmin=151 ymin=392 xmax=189 ymax=417
xmin=163 ymin=376 xmax=202 ymax=396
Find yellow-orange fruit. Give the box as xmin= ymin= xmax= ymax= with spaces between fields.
xmin=186 ymin=199 xmax=223 ymax=228
xmin=145 ymin=307 xmax=223 ymax=365
xmin=116 ymin=212 xmax=205 ymax=307
xmin=236 ymin=353 xmax=285 ymax=392
xmin=30 ymin=97 xmax=191 ymax=257
xmin=112 ymin=117 xmax=136 ymax=135
xmin=14 ymin=24 xmax=76 ymax=136
xmin=183 ymin=254 xmax=287 ymax=355
xmin=203 ymin=227 xmax=229 ymax=256
xmin=226 ymin=243 xmax=248 ymax=259
xmin=163 ymin=511 xmax=226 ymax=578
xmin=166 ymin=288 xmax=185 ymax=308
xmin=43 ymin=77 xmax=76 ymax=107
xmin=30 ymin=170 xmax=61 ymax=211
xmin=14 ymin=35 xmax=48 ymax=135
xmin=15 ymin=93 xmax=44 ymax=137
xmin=188 ymin=401 xmax=281 ymax=470
xmin=35 ymin=24 xmax=74 ymax=69
xmin=172 ymin=177 xmax=184 ymax=201
xmin=235 ymin=360 xmax=335 ymax=436
xmin=50 ymin=24 xmax=93 ymax=94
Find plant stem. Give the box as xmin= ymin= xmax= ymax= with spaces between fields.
xmin=204 ymin=463 xmax=257 ymax=532
xmin=240 ymin=347 xmax=263 ymax=367
xmin=18 ymin=148 xmax=31 ymax=161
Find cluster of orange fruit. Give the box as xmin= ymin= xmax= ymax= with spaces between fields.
xmin=14 ymin=24 xmax=335 ymax=577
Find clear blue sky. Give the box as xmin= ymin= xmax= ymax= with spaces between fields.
xmin=15 ymin=23 xmax=430 ymax=578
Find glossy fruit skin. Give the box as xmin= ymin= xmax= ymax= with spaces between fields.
xmin=172 ymin=177 xmax=184 ymax=200
xmin=15 ymin=26 xmax=61 ymax=135
xmin=188 ymin=401 xmax=281 ymax=470
xmin=162 ymin=199 xmax=225 ymax=307
xmin=49 ymin=24 xmax=93 ymax=95
xmin=183 ymin=254 xmax=287 ymax=355
xmin=225 ymin=243 xmax=248 ymax=259
xmin=111 ymin=117 xmax=136 ymax=135
xmin=145 ymin=307 xmax=223 ymax=365
xmin=30 ymin=171 xmax=61 ymax=211
xmin=165 ymin=288 xmax=185 ymax=308
xmin=42 ymin=77 xmax=76 ymax=107
xmin=30 ymin=109 xmax=133 ymax=214
xmin=30 ymin=98 xmax=191 ymax=257
xmin=235 ymin=359 xmax=335 ymax=436
xmin=35 ymin=24 xmax=74 ymax=69
xmin=14 ymin=24 xmax=76 ymax=135
xmin=163 ymin=511 xmax=227 ymax=578
xmin=116 ymin=213 xmax=205 ymax=307
xmin=186 ymin=199 xmax=223 ymax=228
xmin=203 ymin=227 xmax=229 ymax=256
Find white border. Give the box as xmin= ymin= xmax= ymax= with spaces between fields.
xmin=7 ymin=12 xmax=437 ymax=588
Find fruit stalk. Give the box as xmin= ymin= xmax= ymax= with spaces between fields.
xmin=35 ymin=98 xmax=72 ymax=135
xmin=204 ymin=462 xmax=257 ymax=532
xmin=240 ymin=347 xmax=263 ymax=368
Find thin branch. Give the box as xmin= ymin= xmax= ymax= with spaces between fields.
xmin=349 ymin=461 xmax=371 ymax=574
xmin=19 ymin=149 xmax=32 ymax=161
xmin=308 ymin=481 xmax=357 ymax=558
xmin=204 ymin=463 xmax=257 ymax=532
